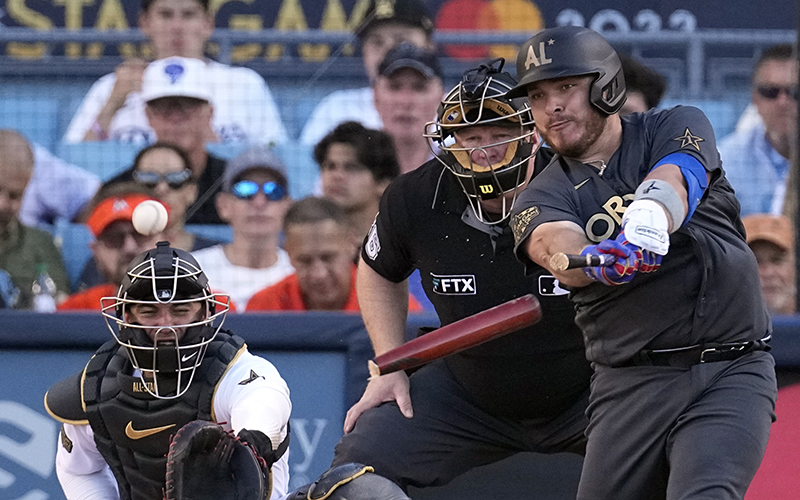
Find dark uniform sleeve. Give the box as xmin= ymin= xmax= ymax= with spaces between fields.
xmin=646 ymin=105 xmax=720 ymax=174
xmin=360 ymin=174 xmax=418 ymax=283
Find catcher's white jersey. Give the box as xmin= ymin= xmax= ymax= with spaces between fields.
xmin=56 ymin=349 xmax=292 ymax=500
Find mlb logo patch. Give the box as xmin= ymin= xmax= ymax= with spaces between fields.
xmin=539 ymin=275 xmax=569 ymax=296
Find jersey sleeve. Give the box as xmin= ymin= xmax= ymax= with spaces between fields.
xmin=63 ymin=74 xmax=116 ymax=143
xmin=360 ymin=175 xmax=417 ymax=283
xmin=648 ymin=105 xmax=720 ymax=173
xmin=212 ymin=350 xmax=291 ymax=450
xmin=510 ymin=161 xmax=585 ymax=268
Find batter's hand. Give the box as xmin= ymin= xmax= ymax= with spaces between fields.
xmin=344 ymin=371 xmax=412 ymax=433
xmin=581 ymin=235 xmax=639 ymax=285
xmin=618 ymin=230 xmax=662 ymax=273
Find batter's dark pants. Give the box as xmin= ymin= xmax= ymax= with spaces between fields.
xmin=331 ymin=359 xmax=589 ymax=491
xmin=577 ymin=351 xmax=777 ymax=500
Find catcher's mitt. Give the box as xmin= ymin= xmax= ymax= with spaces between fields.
xmin=165 ymin=420 xmax=271 ymax=500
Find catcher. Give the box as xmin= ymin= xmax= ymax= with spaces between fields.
xmin=44 ymin=241 xmax=292 ymax=500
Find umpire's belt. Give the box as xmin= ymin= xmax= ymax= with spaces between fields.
xmin=619 ymin=336 xmax=771 ymax=368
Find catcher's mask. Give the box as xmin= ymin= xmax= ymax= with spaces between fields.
xmin=101 ymin=241 xmax=230 ymax=399
xmin=425 ymin=58 xmax=541 ymax=224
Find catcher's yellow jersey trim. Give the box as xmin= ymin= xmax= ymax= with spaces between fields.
xmin=210 ymin=344 xmax=247 ymax=422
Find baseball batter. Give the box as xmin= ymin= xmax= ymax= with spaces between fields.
xmin=287 ymin=60 xmax=592 ymax=499
xmin=44 ymin=242 xmax=291 ymax=500
xmin=509 ymin=26 xmax=777 ymax=499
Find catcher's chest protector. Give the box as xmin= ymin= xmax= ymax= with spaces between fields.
xmin=83 ymin=332 xmax=245 ymax=500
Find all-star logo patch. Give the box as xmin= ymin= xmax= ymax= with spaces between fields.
xmin=239 ymin=369 xmax=264 ymax=385
xmin=511 ymin=206 xmax=540 ymax=242
xmin=431 ymin=274 xmax=476 ymax=295
xmin=673 ymin=128 xmax=704 ymax=152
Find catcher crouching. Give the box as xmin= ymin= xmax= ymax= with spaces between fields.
xmin=45 ymin=241 xmax=291 ymax=500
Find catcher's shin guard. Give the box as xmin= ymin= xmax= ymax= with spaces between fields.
xmin=285 ymin=463 xmax=410 ymax=500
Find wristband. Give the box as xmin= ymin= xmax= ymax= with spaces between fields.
xmin=633 ymin=179 xmax=685 ymax=232
xmin=91 ymin=120 xmax=109 ymax=140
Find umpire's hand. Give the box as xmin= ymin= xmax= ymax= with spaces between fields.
xmin=344 ymin=371 xmax=412 ymax=433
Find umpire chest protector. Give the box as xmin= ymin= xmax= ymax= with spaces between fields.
xmin=81 ymin=331 xmax=243 ymax=500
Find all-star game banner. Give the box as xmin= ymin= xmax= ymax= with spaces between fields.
xmin=1 ymin=0 xmax=794 ymax=61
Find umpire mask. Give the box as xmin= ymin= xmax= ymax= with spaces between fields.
xmin=425 ymin=58 xmax=541 ymax=224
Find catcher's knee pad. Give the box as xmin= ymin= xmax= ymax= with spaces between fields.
xmin=285 ymin=463 xmax=410 ymax=500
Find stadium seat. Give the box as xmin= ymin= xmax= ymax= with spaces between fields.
xmin=206 ymin=142 xmax=248 ymax=160
xmin=0 ymin=96 xmax=60 ymax=151
xmin=274 ymin=141 xmax=319 ymax=199
xmin=660 ymin=98 xmax=743 ymax=140
xmin=55 ymin=141 xmax=143 ymax=181
xmin=53 ymin=219 xmax=94 ymax=292
xmin=185 ymin=224 xmax=233 ymax=244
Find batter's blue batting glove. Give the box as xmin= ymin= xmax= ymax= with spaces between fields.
xmin=617 ymin=229 xmax=662 ymax=273
xmin=581 ymin=237 xmax=639 ymax=286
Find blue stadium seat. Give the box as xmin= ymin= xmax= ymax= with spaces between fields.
xmin=274 ymin=141 xmax=319 ymax=199
xmin=55 ymin=141 xmax=143 ymax=181
xmin=185 ymin=224 xmax=233 ymax=244
xmin=0 ymin=96 xmax=60 ymax=151
xmin=660 ymin=99 xmax=744 ymax=140
xmin=206 ymin=142 xmax=248 ymax=160
xmin=53 ymin=219 xmax=94 ymax=292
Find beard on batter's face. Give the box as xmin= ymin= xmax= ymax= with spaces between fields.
xmin=540 ymin=108 xmax=607 ymax=159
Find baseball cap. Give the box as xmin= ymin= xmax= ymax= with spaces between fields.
xmin=356 ymin=0 xmax=434 ymax=39
xmin=222 ymin=145 xmax=288 ymax=192
xmin=141 ymin=57 xmax=212 ymax=104
xmin=86 ymin=194 xmax=166 ymax=237
xmin=378 ymin=43 xmax=442 ymax=80
xmin=742 ymin=214 xmax=793 ymax=251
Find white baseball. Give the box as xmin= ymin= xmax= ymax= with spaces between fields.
xmin=132 ymin=200 xmax=169 ymax=236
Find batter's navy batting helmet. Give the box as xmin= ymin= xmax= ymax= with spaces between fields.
xmin=425 ymin=58 xmax=541 ymax=224
xmin=507 ymin=26 xmax=626 ymax=115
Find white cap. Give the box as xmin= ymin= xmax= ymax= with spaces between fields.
xmin=141 ymin=57 xmax=213 ymax=103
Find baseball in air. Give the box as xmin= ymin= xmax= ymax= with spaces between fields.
xmin=132 ymin=200 xmax=169 ymax=236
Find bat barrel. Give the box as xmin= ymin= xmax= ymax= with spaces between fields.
xmin=372 ymin=294 xmax=542 ymax=376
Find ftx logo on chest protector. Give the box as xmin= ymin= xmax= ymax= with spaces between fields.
xmin=432 ymin=274 xmax=476 ymax=295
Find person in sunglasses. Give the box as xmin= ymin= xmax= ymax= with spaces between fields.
xmin=131 ymin=143 xmax=221 ymax=252
xmin=718 ymin=43 xmax=797 ymax=216
xmin=58 ymin=184 xmax=164 ymax=310
xmin=191 ymin=146 xmax=294 ymax=311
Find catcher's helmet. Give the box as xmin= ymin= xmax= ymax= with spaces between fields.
xmin=506 ymin=26 xmax=626 ymax=115
xmin=425 ymin=58 xmax=541 ymax=224
xmin=101 ymin=241 xmax=230 ymax=399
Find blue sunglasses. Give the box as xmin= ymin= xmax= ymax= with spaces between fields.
xmin=231 ymin=180 xmax=287 ymax=201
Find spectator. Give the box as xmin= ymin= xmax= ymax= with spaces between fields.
xmin=314 ymin=121 xmax=400 ymax=241
xmin=59 ymin=185 xmax=164 ymax=310
xmin=742 ymin=213 xmax=796 ymax=315
xmin=63 ymin=0 xmax=286 ymax=145
xmin=299 ymin=0 xmax=435 ymax=146
xmin=104 ymin=57 xmax=227 ymax=224
xmin=718 ymin=43 xmax=797 ymax=215
xmin=20 ymin=144 xmax=101 ymax=228
xmin=374 ymin=43 xmax=445 ymax=173
xmin=247 ymin=197 xmax=424 ymax=312
xmin=618 ymin=53 xmax=667 ymax=115
xmin=130 ymin=142 xmax=220 ymax=251
xmin=0 ymin=130 xmax=70 ymax=309
xmin=192 ymin=146 xmax=294 ymax=311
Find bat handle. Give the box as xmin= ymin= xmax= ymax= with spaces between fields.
xmin=550 ymin=252 xmax=617 ymax=271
